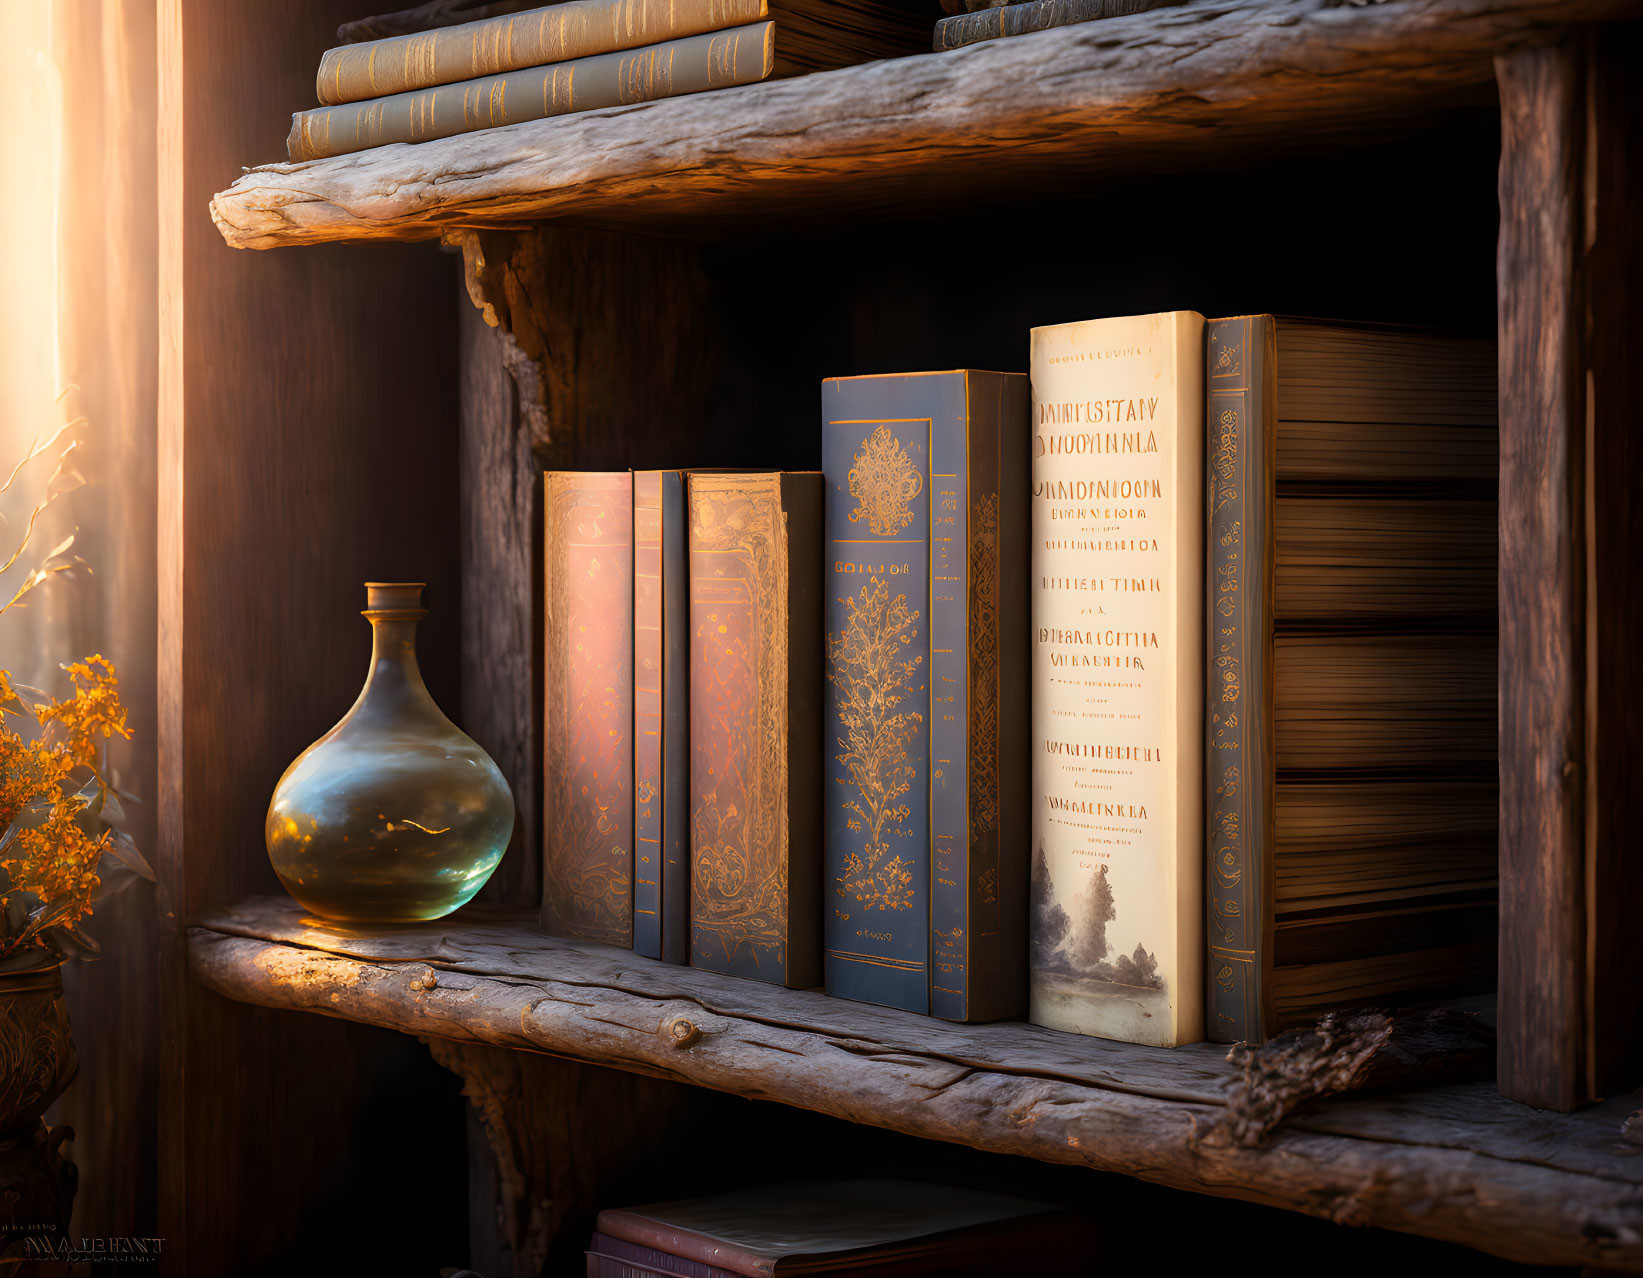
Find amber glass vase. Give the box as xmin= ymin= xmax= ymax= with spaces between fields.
xmin=265 ymin=583 xmax=513 ymax=922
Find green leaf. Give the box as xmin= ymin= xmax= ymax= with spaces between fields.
xmin=4 ymin=892 xmax=35 ymax=937
xmin=99 ymin=788 xmax=125 ymax=829
xmin=91 ymin=862 xmax=140 ymax=902
xmin=100 ymin=831 xmax=155 ymax=883
xmin=42 ymin=924 xmax=99 ymax=962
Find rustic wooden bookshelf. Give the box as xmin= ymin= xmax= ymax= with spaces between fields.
xmin=158 ymin=0 xmax=1643 ymax=1272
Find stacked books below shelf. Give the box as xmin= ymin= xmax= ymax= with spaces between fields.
xmin=588 ymin=1180 xmax=1095 ymax=1276
xmin=289 ymin=0 xmax=935 ymax=161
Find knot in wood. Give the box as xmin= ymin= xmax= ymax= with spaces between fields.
xmin=408 ymin=966 xmax=439 ymax=992
xmin=664 ymin=1016 xmax=701 ymax=1049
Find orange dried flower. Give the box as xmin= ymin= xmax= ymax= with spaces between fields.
xmin=0 ymin=731 xmax=73 ymax=833
xmin=1 ymin=797 xmax=104 ymax=930
xmin=0 ymin=654 xmax=133 ymax=958
xmin=34 ymin=654 xmax=130 ymax=769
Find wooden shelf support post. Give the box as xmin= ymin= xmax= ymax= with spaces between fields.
xmin=1496 ymin=26 xmax=1643 ymax=1112
xmin=425 ymin=1037 xmax=709 ymax=1278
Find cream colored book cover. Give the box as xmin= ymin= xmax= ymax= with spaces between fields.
xmin=1028 ymin=311 xmax=1204 ymax=1047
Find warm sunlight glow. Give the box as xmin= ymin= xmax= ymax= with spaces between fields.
xmin=0 ymin=5 xmax=70 ymax=685
xmin=0 ymin=6 xmax=65 ymax=462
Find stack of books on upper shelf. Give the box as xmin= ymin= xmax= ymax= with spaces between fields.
xmin=288 ymin=0 xmax=936 ymax=161
xmin=540 ymin=309 xmax=1498 ymax=1051
xmin=587 ymin=1180 xmax=1095 ymax=1276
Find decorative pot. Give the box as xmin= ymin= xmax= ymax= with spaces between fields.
xmin=265 ymin=582 xmax=514 ymax=922
xmin=0 ymin=964 xmax=76 ymax=1139
xmin=0 ymin=962 xmax=77 ymax=1264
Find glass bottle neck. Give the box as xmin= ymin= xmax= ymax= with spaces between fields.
xmin=359 ymin=617 xmax=433 ymax=715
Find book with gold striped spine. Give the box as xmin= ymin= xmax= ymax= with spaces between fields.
xmin=290 ymin=23 xmax=775 ymax=161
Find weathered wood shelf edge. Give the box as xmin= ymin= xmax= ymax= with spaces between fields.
xmin=190 ymin=896 xmax=1643 ymax=1271
xmin=207 ymin=0 xmax=1640 ymax=250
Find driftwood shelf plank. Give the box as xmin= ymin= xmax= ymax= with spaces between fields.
xmin=208 ymin=0 xmax=1640 ymax=249
xmin=190 ymin=897 xmax=1643 ymax=1271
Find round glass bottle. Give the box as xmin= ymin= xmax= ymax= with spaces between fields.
xmin=265 ymin=582 xmax=513 ymax=922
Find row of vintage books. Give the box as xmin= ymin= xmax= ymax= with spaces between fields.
xmin=542 ymin=311 xmax=1498 ymax=1048
xmin=286 ymin=0 xmax=1177 ymax=161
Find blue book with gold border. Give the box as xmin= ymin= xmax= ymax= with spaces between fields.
xmin=823 ymin=372 xmax=1030 ymax=1021
xmin=823 ymin=381 xmax=933 ymax=1013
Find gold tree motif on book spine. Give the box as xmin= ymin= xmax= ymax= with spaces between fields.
xmin=848 ymin=425 xmax=924 ymax=537
xmin=828 ymin=575 xmax=923 ymax=912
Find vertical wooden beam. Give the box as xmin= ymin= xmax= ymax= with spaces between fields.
xmin=1496 ymin=40 xmax=1586 ymax=1112
xmin=1581 ymin=23 xmax=1643 ymax=1102
xmin=1496 ymin=28 xmax=1643 ymax=1111
xmin=428 ymin=1041 xmax=703 ymax=1278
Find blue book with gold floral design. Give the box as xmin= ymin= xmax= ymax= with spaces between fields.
xmin=823 ymin=378 xmax=934 ymax=1013
xmin=823 ymin=372 xmax=1030 ymax=1021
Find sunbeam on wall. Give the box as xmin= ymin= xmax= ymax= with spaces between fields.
xmin=0 ymin=0 xmax=161 ymax=1246
xmin=0 ymin=3 xmax=68 ymax=684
